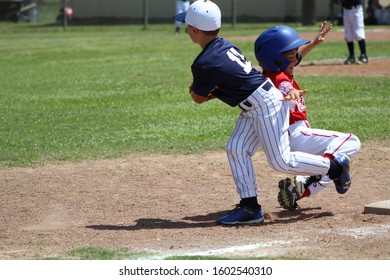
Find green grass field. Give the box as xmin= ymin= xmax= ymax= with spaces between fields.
xmin=1 ymin=19 xmax=389 ymax=167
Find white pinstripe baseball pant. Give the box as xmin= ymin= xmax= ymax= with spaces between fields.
xmin=226 ymin=80 xmax=331 ymax=199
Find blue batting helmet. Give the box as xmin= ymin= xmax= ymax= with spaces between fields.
xmin=254 ymin=25 xmax=310 ymax=72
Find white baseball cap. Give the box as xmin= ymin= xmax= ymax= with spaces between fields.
xmin=175 ymin=0 xmax=221 ymax=31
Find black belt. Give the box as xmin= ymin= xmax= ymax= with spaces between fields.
xmin=239 ymin=101 xmax=252 ymax=111
xmin=344 ymin=5 xmax=361 ymax=10
xmin=238 ymin=81 xmax=272 ymax=111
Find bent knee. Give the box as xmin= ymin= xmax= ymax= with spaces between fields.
xmin=348 ymin=134 xmax=362 ymax=158
xmin=267 ymin=158 xmax=292 ymax=173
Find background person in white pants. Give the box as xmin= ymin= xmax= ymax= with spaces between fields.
xmin=336 ymin=0 xmax=369 ymax=64
xmin=175 ymin=0 xmax=190 ymax=34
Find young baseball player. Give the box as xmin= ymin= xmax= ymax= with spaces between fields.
xmin=175 ymin=0 xmax=191 ymax=34
xmin=254 ymin=23 xmax=361 ymax=210
xmin=335 ymin=0 xmax=368 ymax=64
xmin=176 ymin=0 xmax=351 ymax=225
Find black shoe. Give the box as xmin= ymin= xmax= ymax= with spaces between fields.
xmin=294 ymin=175 xmax=321 ymax=195
xmin=333 ymin=154 xmax=351 ymax=194
xmin=344 ymin=56 xmax=355 ymax=65
xmin=217 ymin=204 xmax=264 ymax=225
xmin=357 ymin=54 xmax=368 ymax=64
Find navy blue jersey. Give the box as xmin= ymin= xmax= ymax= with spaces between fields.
xmin=341 ymin=0 xmax=363 ymax=8
xmin=191 ymin=38 xmax=267 ymax=107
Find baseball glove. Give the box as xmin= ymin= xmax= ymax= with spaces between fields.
xmin=277 ymin=177 xmax=300 ymax=210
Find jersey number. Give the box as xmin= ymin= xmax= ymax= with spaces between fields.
xmin=227 ymin=48 xmax=252 ymax=74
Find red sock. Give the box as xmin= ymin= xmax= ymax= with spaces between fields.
xmin=323 ymin=153 xmax=334 ymax=160
xmin=297 ymin=188 xmax=310 ymax=200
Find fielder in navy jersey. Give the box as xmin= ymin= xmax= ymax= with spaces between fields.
xmin=191 ymin=37 xmax=264 ymax=107
xmin=176 ymin=0 xmax=352 ymax=226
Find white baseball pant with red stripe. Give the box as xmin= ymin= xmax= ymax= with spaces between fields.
xmin=226 ymin=80 xmax=334 ymax=199
xmin=288 ymin=120 xmax=361 ymax=192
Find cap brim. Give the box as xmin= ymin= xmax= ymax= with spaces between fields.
xmin=175 ymin=12 xmax=187 ymax=23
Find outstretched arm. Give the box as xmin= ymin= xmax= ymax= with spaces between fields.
xmin=280 ymin=88 xmax=308 ymax=101
xmin=299 ymin=21 xmax=333 ymax=59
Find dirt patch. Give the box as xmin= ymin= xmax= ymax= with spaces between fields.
xmin=295 ymin=58 xmax=390 ymax=77
xmin=1 ymin=141 xmax=389 ymax=260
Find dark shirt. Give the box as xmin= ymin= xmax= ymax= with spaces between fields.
xmin=341 ymin=0 xmax=363 ymax=8
xmin=191 ymin=37 xmax=266 ymax=107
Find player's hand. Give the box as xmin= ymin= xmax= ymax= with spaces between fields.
xmin=313 ymin=21 xmax=332 ymax=45
xmin=207 ymin=93 xmax=216 ymax=101
xmin=280 ymin=89 xmax=308 ymax=101
xmin=189 ymin=83 xmax=193 ymax=94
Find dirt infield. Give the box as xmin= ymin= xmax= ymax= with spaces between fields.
xmin=1 ymin=29 xmax=389 ymax=260
xmin=1 ymin=142 xmax=390 ymax=260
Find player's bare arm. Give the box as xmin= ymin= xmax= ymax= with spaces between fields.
xmin=189 ymin=84 xmax=215 ymax=104
xmin=299 ymin=21 xmax=333 ymax=58
xmin=280 ymin=88 xmax=308 ymax=101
